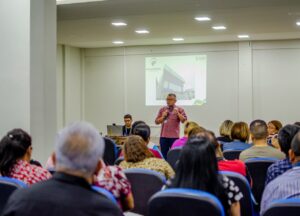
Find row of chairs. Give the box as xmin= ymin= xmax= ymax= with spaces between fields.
xmin=0 ymin=170 xmax=299 ymax=216
xmin=166 ymin=148 xmax=278 ymax=212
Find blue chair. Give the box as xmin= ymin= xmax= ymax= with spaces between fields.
xmin=220 ymin=171 xmax=255 ymax=216
xmin=92 ymin=186 xmax=118 ymax=205
xmin=245 ymin=158 xmax=278 ymax=211
xmin=0 ymin=177 xmax=27 ymax=213
xmin=167 ymin=148 xmax=181 ymax=170
xmin=262 ymin=199 xmax=300 ymax=216
xmin=148 ymin=188 xmax=225 ymax=216
xmin=124 ymin=168 xmax=166 ymax=215
xmin=223 ymin=150 xmax=243 ymax=160
xmin=114 ymin=157 xmax=124 ymax=165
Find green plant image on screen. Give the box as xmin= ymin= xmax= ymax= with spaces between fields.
xmin=145 ymin=55 xmax=207 ymax=106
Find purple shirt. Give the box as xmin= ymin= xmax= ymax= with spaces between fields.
xmin=155 ymin=105 xmax=187 ymax=138
xmin=171 ymin=137 xmax=188 ymax=149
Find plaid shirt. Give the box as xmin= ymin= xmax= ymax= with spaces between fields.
xmin=261 ymin=166 xmax=300 ymax=214
xmin=155 ymin=106 xmax=187 ymax=138
xmin=265 ymin=158 xmax=292 ymax=185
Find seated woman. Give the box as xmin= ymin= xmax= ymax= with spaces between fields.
xmin=223 ymin=122 xmax=252 ymax=151
xmin=95 ymin=160 xmax=134 ymax=212
xmin=119 ymin=136 xmax=174 ymax=179
xmin=217 ymin=120 xmax=234 ymax=143
xmin=0 ymin=129 xmax=51 ymax=185
xmin=171 ymin=121 xmax=199 ymax=149
xmin=169 ymin=136 xmax=242 ymax=216
xmin=267 ymin=120 xmax=282 ymax=148
xmin=132 ymin=123 xmax=163 ymax=158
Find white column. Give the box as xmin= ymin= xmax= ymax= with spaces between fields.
xmin=0 ymin=0 xmax=57 ymax=164
xmin=238 ymin=42 xmax=253 ymax=123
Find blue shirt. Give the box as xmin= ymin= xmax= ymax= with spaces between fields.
xmin=260 ymin=166 xmax=300 ymax=214
xmin=222 ymin=140 xmax=252 ymax=151
xmin=265 ymin=158 xmax=292 ymax=185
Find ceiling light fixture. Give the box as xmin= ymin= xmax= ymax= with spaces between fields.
xmin=194 ymin=16 xmax=211 ymax=21
xmin=296 ymin=22 xmax=300 ymax=26
xmin=112 ymin=22 xmax=127 ymax=27
xmin=135 ymin=29 xmax=150 ymax=34
xmin=212 ymin=26 xmax=226 ymax=30
xmin=173 ymin=37 xmax=184 ymax=41
xmin=238 ymin=35 xmax=249 ymax=39
xmin=112 ymin=41 xmax=124 ymax=44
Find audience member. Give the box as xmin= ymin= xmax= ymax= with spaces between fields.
xmin=132 ymin=123 xmax=163 ymax=158
xmin=239 ymin=120 xmax=285 ymax=161
xmin=223 ymin=122 xmax=252 ymax=151
xmin=171 ymin=121 xmax=199 ymax=149
xmin=1 ymin=122 xmax=123 ymax=216
xmin=217 ymin=120 xmax=234 ymax=143
xmin=119 ymin=135 xmax=174 ymax=179
xmin=260 ymin=131 xmax=300 ymax=214
xmin=95 ymin=160 xmax=134 ymax=211
xmin=122 ymin=114 xmax=133 ymax=136
xmin=265 ymin=124 xmax=300 ymax=185
xmin=187 ymin=126 xmax=206 ymax=137
xmin=267 ymin=120 xmax=282 ymax=146
xmin=0 ymin=129 xmax=51 ymax=185
xmin=294 ymin=122 xmax=300 ymax=127
xmin=206 ymin=130 xmax=248 ymax=177
xmin=169 ymin=136 xmax=242 ymax=216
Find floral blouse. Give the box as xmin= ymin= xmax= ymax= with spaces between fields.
xmin=119 ymin=157 xmax=175 ymax=179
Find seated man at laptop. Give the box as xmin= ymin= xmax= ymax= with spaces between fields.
xmin=122 ymin=114 xmax=133 ymax=136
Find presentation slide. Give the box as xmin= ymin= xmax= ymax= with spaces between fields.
xmin=145 ymin=55 xmax=207 ymax=106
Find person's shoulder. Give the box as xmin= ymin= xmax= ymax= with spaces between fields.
xmin=83 ymin=191 xmax=123 ymax=215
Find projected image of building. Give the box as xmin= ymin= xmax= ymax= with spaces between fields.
xmin=156 ymin=65 xmax=195 ymax=100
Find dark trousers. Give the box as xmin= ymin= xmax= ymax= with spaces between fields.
xmin=160 ymin=137 xmax=178 ymax=159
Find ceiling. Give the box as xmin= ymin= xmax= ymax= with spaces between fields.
xmin=57 ymin=0 xmax=300 ymax=48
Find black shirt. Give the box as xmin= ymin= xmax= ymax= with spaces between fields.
xmin=122 ymin=126 xmax=131 ymax=136
xmin=1 ymin=172 xmax=123 ymax=216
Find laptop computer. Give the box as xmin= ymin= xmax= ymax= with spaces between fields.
xmin=107 ymin=125 xmax=123 ymax=136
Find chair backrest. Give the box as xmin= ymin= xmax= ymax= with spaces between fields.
xmin=219 ymin=171 xmax=254 ymax=216
xmin=0 ymin=177 xmax=27 ymax=213
xmin=91 ymin=186 xmax=118 ymax=205
xmin=148 ymin=188 xmax=225 ymax=216
xmin=167 ymin=148 xmax=181 ymax=170
xmin=245 ymin=158 xmax=277 ymax=209
xmin=124 ymin=168 xmax=166 ymax=215
xmin=114 ymin=157 xmax=124 ymax=165
xmin=223 ymin=150 xmax=242 ymax=160
xmin=103 ymin=137 xmax=118 ymax=165
xmin=262 ymin=199 xmax=300 ymax=216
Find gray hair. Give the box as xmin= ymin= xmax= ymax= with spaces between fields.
xmin=55 ymin=121 xmax=105 ymax=176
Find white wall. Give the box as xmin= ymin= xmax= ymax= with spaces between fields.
xmin=83 ymin=43 xmax=240 ymax=134
xmin=56 ymin=45 xmax=84 ymax=132
xmin=0 ymin=0 xmax=57 ymax=164
xmin=57 ymin=40 xmax=300 ymax=136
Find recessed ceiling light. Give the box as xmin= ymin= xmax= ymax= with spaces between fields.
xmin=112 ymin=41 xmax=124 ymax=45
xmin=173 ymin=37 xmax=184 ymax=41
xmin=194 ymin=16 xmax=211 ymax=21
xmin=212 ymin=26 xmax=227 ymax=30
xmin=135 ymin=29 xmax=150 ymax=34
xmin=112 ymin=22 xmax=127 ymax=27
xmin=296 ymin=22 xmax=300 ymax=26
xmin=238 ymin=35 xmax=249 ymax=39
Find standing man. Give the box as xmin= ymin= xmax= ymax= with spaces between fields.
xmin=155 ymin=93 xmax=187 ymax=158
xmin=122 ymin=114 xmax=133 ymax=136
